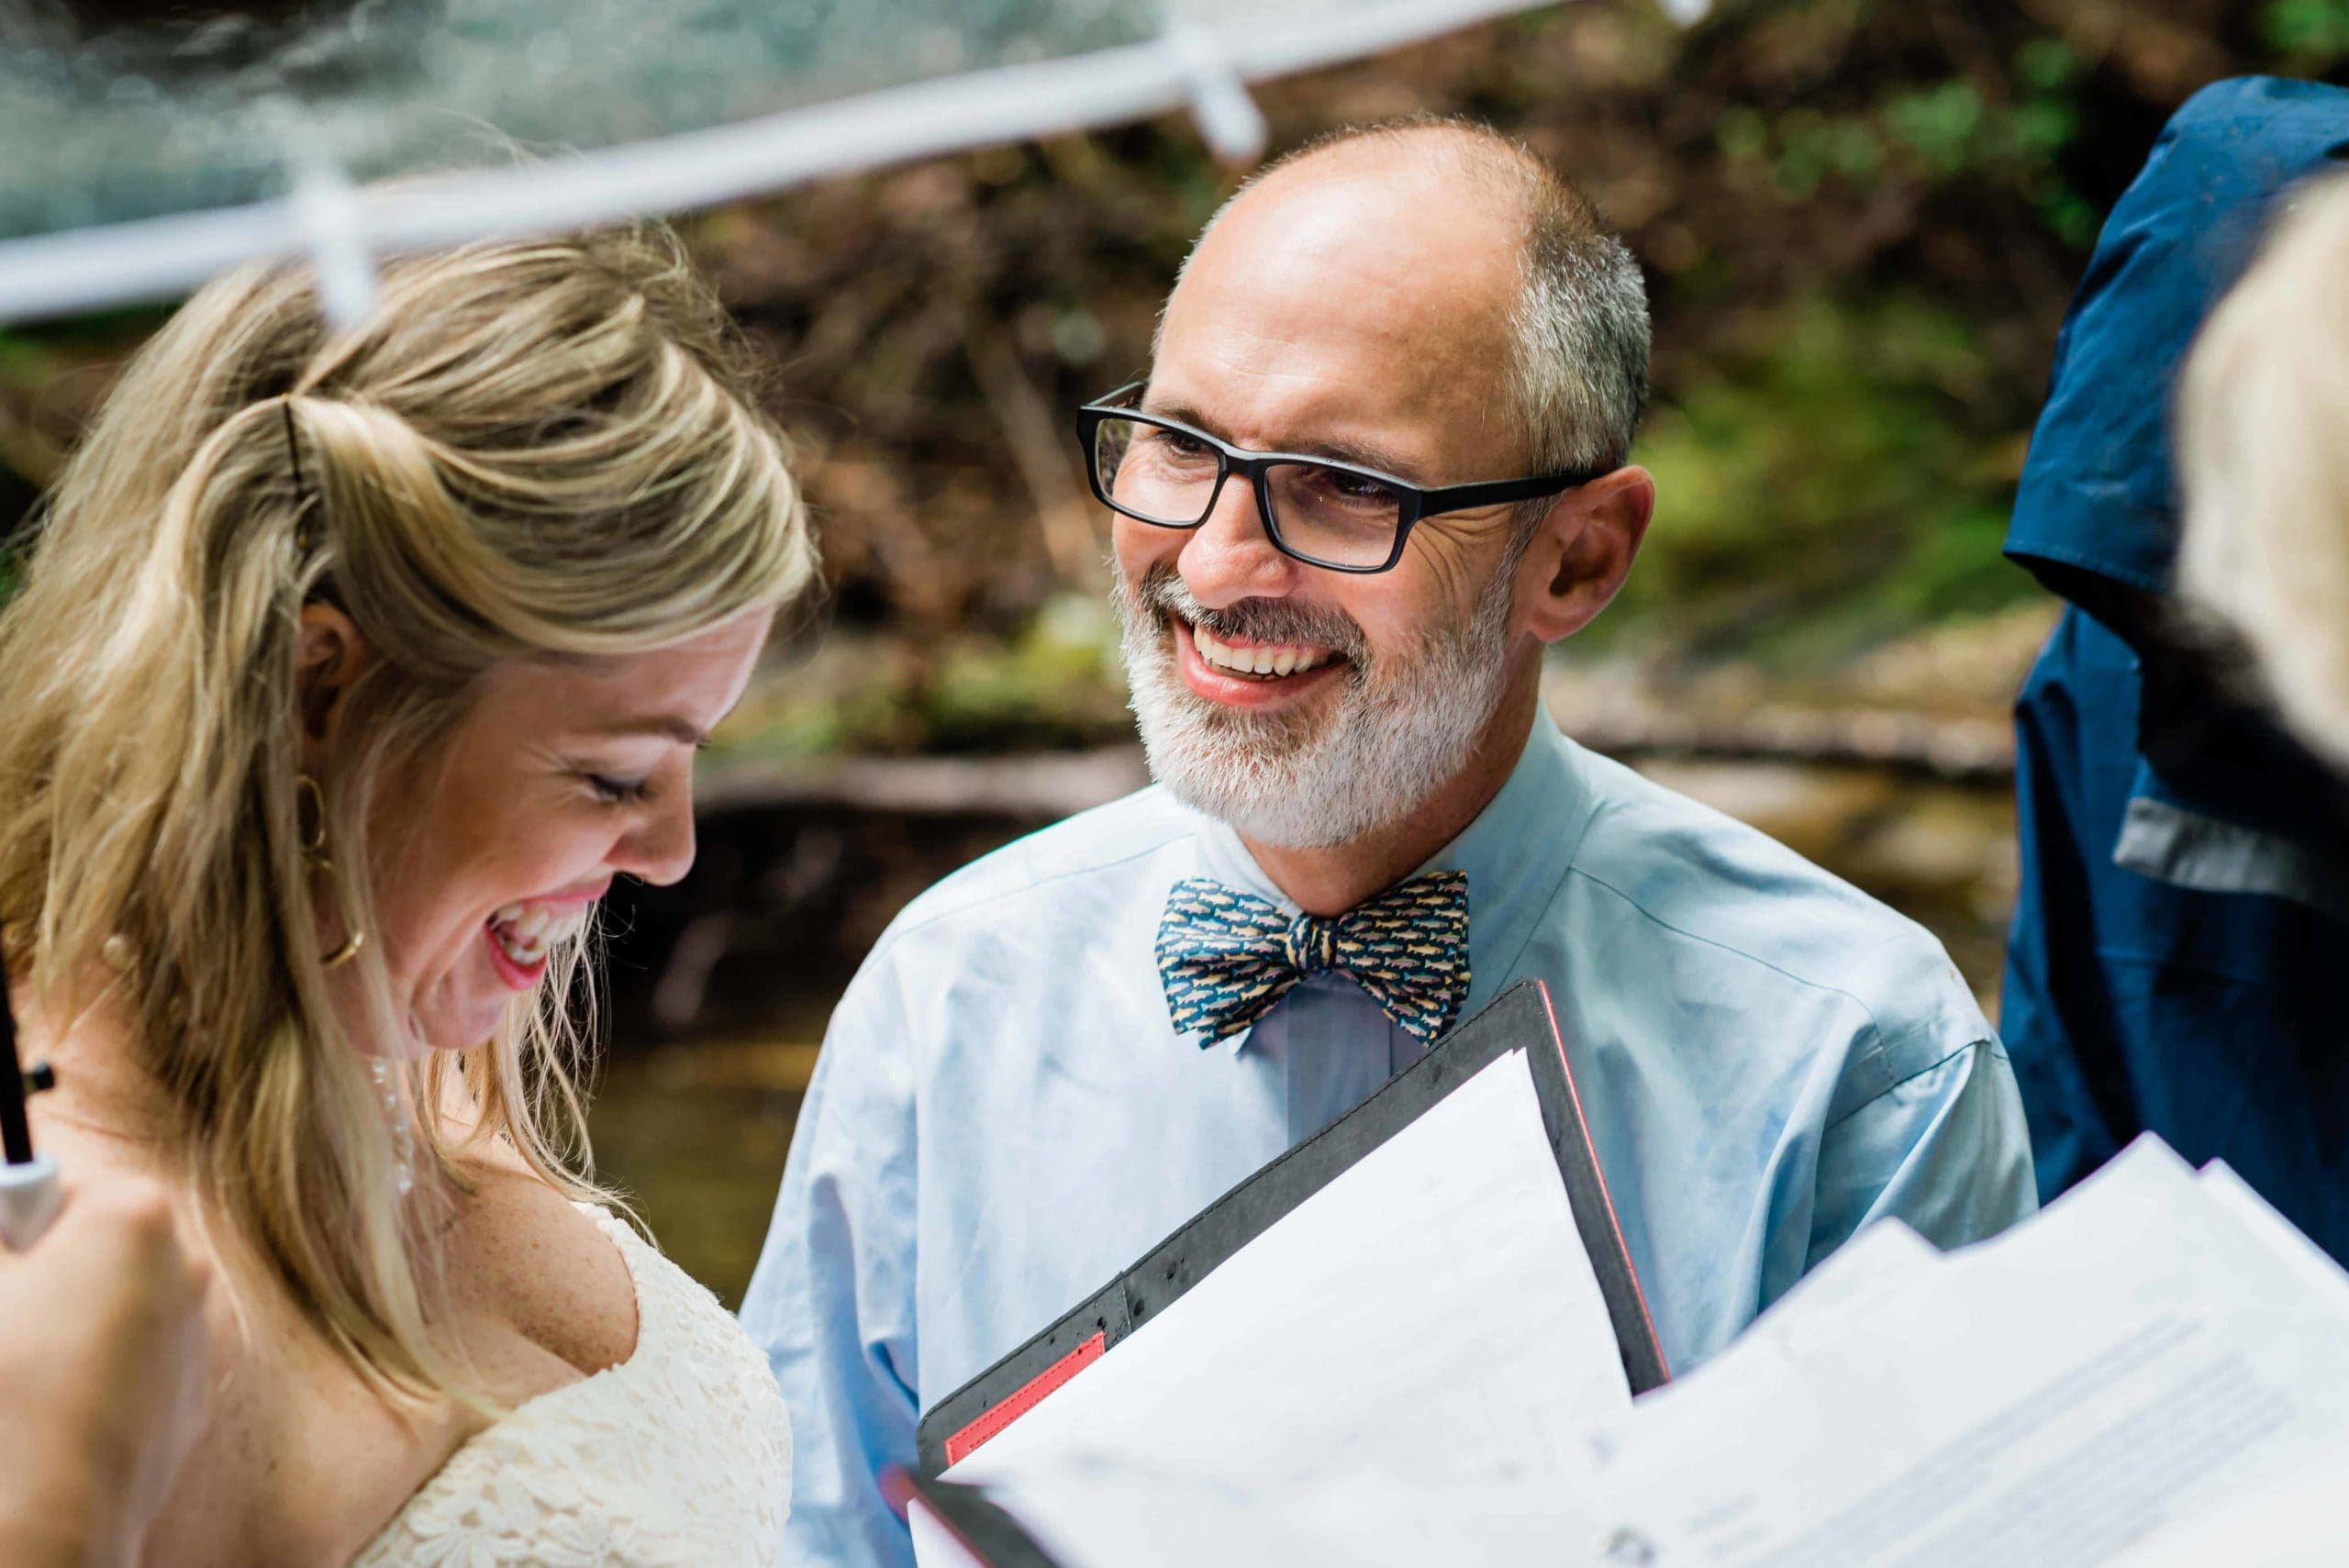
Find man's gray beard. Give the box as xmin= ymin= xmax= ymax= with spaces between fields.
xmin=1113 ymin=561 xmax=1520 ymax=850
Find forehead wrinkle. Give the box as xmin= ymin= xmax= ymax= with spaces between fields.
xmin=1152 ymin=316 xmax=1461 ymax=480
xmin=1170 ymin=242 xmax=1494 ymax=383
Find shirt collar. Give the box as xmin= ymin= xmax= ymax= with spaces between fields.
xmin=1410 ymin=706 xmax=1593 ymax=1018
xmin=1189 ymin=706 xmax=1595 ymax=1033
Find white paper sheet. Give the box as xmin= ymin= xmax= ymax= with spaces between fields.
xmin=2098 ymin=1167 xmax=2349 ymax=1567
xmin=929 ymin=1046 xmax=1628 ymax=1567
xmin=2193 ymin=1160 xmax=2349 ymax=1317
xmin=2106 ymin=1436 xmax=2349 ymax=1567
xmin=974 ymin=1446 xmax=1596 ymax=1567
xmin=1586 ymin=1137 xmax=2349 ymax=1568
xmin=906 ymin=1498 xmax=989 ymax=1568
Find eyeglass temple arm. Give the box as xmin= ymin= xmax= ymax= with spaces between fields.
xmin=1421 ymin=467 xmax=1612 ymax=516
xmin=1084 ymin=381 xmax=1151 ymax=413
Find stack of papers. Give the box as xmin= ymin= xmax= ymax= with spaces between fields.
xmin=917 ymin=1047 xmax=1630 ymax=1566
xmin=915 ymin=1133 xmax=2349 ymax=1566
xmin=1589 ymin=1140 xmax=2349 ymax=1565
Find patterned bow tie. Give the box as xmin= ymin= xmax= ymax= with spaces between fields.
xmin=1156 ymin=872 xmax=1471 ymax=1047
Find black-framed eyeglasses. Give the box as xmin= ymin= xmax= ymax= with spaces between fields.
xmin=1075 ymin=381 xmax=1608 ymax=573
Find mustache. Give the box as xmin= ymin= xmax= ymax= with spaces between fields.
xmin=1130 ymin=563 xmax=1368 ymax=664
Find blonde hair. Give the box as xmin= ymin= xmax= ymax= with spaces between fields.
xmin=2177 ymin=172 xmax=2349 ymax=768
xmin=0 ymin=229 xmax=815 ymax=1407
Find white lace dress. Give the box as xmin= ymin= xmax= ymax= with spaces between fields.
xmin=350 ymin=1207 xmax=792 ymax=1568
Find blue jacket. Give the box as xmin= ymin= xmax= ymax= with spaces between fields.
xmin=2002 ymin=76 xmax=2349 ymax=1254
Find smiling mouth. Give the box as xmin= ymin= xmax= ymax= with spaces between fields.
xmin=485 ymin=900 xmax=590 ymax=972
xmin=1186 ymin=620 xmax=1341 ymax=682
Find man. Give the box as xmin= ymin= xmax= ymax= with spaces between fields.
xmin=745 ymin=121 xmax=2035 ymax=1565
xmin=1999 ymin=77 xmax=2349 ymax=1255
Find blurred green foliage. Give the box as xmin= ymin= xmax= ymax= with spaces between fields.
xmin=2266 ymin=0 xmax=2349 ymax=61
xmin=919 ymin=594 xmax=1128 ymax=751
xmin=1720 ymin=35 xmax=2094 ymax=247
xmin=710 ymin=593 xmax=1130 ymax=760
xmin=1615 ymin=293 xmax=2026 ymax=664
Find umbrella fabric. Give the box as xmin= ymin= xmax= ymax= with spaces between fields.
xmin=0 ymin=0 xmax=1150 ymax=239
xmin=0 ymin=0 xmax=1614 ymax=323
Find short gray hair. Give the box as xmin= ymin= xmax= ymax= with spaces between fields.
xmin=1166 ymin=118 xmax=1651 ymax=481
xmin=1508 ymin=171 xmax=1651 ymax=474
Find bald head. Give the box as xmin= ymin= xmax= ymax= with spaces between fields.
xmin=1235 ymin=119 xmax=1569 ymax=235
xmin=1161 ymin=120 xmax=1650 ymax=480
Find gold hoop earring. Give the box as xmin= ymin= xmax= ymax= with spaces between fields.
xmin=296 ymin=773 xmax=365 ymax=969
xmin=319 ymin=923 xmax=365 ymax=971
xmin=295 ymin=773 xmax=328 ymax=857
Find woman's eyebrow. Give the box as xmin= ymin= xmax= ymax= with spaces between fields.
xmin=583 ymin=683 xmax=758 ymax=749
xmin=586 ymin=715 xmax=707 ymax=746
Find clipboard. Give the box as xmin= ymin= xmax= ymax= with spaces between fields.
xmin=914 ymin=977 xmax=1667 ymax=1482
xmin=887 ymin=1471 xmax=1063 ymax=1568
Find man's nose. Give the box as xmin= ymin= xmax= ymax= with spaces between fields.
xmin=1177 ymin=472 xmax=1302 ymax=609
xmin=617 ymin=789 xmax=697 ymax=889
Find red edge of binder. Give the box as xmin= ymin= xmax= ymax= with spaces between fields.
xmin=1533 ymin=981 xmax=1670 ymax=1383
xmin=880 ymin=1467 xmax=923 ymax=1519
xmin=943 ymin=1329 xmax=1108 ymax=1466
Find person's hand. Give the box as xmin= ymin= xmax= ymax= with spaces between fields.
xmin=0 ymin=1175 xmax=212 ymax=1568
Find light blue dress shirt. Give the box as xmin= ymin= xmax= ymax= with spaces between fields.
xmin=741 ymin=710 xmax=2037 ymax=1566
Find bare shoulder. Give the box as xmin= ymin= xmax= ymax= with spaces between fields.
xmin=440 ymin=1158 xmax=641 ymax=1383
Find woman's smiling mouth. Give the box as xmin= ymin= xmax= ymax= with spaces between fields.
xmin=483 ymin=897 xmax=596 ymax=988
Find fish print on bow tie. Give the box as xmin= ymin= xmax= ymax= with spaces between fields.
xmin=1155 ymin=871 xmax=1471 ymax=1046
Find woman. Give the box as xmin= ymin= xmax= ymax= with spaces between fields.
xmin=2178 ymin=171 xmax=2349 ymax=769
xmin=0 ymin=228 xmax=816 ymax=1563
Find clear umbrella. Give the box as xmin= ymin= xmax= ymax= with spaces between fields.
xmin=0 ymin=0 xmax=1706 ymax=325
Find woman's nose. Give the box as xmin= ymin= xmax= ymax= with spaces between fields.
xmin=617 ymin=788 xmax=697 ymax=888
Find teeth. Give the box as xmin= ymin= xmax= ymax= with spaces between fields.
xmin=1193 ymin=624 xmax=1330 ymax=680
xmin=488 ymin=901 xmax=593 ymax=969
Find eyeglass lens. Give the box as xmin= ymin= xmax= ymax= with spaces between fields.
xmin=1093 ymin=415 xmax=1404 ymax=569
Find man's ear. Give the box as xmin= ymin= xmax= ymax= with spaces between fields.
xmin=1516 ymin=465 xmax=1655 ymax=646
xmin=294 ymin=603 xmax=377 ymax=769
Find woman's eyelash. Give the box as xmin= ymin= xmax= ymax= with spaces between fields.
xmin=585 ymin=773 xmax=651 ymax=804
